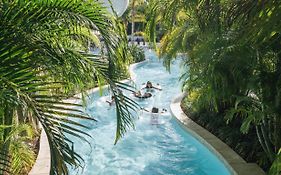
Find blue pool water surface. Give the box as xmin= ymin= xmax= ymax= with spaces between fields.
xmin=70 ymin=50 xmax=231 ymax=175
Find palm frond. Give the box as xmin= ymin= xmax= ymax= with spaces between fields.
xmin=0 ymin=0 xmax=137 ymax=174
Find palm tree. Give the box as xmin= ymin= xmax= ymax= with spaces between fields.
xmin=0 ymin=0 xmax=137 ymax=174
xmin=129 ymin=0 xmax=146 ymax=44
xmin=146 ymin=0 xmax=281 ymax=174
xmin=131 ymin=0 xmax=136 ymax=44
xmin=0 ymin=124 xmax=37 ymax=174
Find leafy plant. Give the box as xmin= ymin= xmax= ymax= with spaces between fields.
xmin=146 ymin=0 xmax=281 ymax=173
xmin=0 ymin=124 xmax=38 ymax=174
xmin=270 ymin=148 xmax=281 ymax=175
xmin=129 ymin=45 xmax=145 ymax=63
xmin=0 ymin=0 xmax=138 ymax=174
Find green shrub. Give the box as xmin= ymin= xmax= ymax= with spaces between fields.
xmin=129 ymin=45 xmax=145 ymax=63
xmin=181 ymin=96 xmax=270 ymax=170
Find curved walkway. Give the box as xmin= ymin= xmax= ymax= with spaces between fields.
xmin=170 ymin=93 xmax=265 ymax=175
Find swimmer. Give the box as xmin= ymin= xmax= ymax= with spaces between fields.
xmin=106 ymin=96 xmax=115 ymax=106
xmin=142 ymin=107 xmax=167 ymax=113
xmin=141 ymin=81 xmax=162 ymax=90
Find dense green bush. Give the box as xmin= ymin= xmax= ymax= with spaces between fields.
xmin=129 ymin=45 xmax=145 ymax=63
xmin=147 ymin=0 xmax=281 ymax=174
xmin=181 ymin=98 xmax=269 ymax=168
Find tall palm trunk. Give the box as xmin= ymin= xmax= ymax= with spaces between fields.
xmin=131 ymin=0 xmax=135 ymax=44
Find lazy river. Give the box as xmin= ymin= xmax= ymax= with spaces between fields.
xmin=69 ymin=50 xmax=231 ymax=175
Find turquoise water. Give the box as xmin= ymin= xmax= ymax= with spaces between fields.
xmin=70 ymin=50 xmax=231 ymax=175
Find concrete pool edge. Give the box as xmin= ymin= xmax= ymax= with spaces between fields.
xmin=29 ymin=127 xmax=51 ymax=175
xmin=170 ymin=92 xmax=266 ymax=175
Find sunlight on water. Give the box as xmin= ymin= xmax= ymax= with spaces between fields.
xmin=69 ymin=50 xmax=231 ymax=175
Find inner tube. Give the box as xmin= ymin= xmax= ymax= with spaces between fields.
xmin=134 ymin=93 xmax=152 ymax=99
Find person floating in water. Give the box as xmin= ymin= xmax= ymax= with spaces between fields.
xmin=133 ymin=91 xmax=152 ymax=98
xmin=106 ymin=96 xmax=115 ymax=106
xmin=142 ymin=107 xmax=167 ymax=125
xmin=140 ymin=107 xmax=168 ymax=125
xmin=151 ymin=107 xmax=167 ymax=113
xmin=142 ymin=107 xmax=167 ymax=114
xmin=142 ymin=81 xmax=162 ymax=91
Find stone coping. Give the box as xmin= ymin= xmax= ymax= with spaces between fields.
xmin=170 ymin=93 xmax=266 ymax=175
xmin=29 ymin=54 xmax=149 ymax=174
xmin=29 ymin=127 xmax=50 ymax=175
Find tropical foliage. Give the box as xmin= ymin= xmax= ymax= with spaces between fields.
xmin=146 ymin=0 xmax=281 ymax=174
xmin=122 ymin=0 xmax=147 ymax=37
xmin=0 ymin=0 xmax=137 ymax=174
xmin=129 ymin=45 xmax=145 ymax=63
